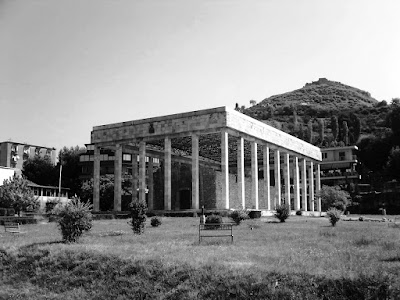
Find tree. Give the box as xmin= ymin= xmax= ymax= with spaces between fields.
xmin=331 ymin=116 xmax=339 ymax=142
xmin=0 ymin=175 xmax=39 ymax=215
xmin=318 ymin=185 xmax=350 ymax=212
xmin=357 ymin=135 xmax=392 ymax=172
xmin=22 ymin=155 xmax=57 ymax=186
xmin=307 ymin=120 xmax=313 ymax=144
xmin=80 ymin=175 xmax=115 ymax=211
xmin=298 ymin=123 xmax=304 ymax=140
xmin=386 ymin=105 xmax=400 ymax=145
xmin=350 ymin=113 xmax=361 ymax=143
xmin=58 ymin=146 xmax=86 ymax=196
xmin=293 ymin=109 xmax=299 ymax=132
xmin=342 ymin=121 xmax=349 ymax=145
xmin=318 ymin=118 xmax=324 ymax=145
xmin=391 ymin=98 xmax=400 ymax=106
xmin=385 ymin=147 xmax=400 ymax=180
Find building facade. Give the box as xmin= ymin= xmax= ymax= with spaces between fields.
xmin=89 ymin=107 xmax=323 ymax=213
xmin=320 ymin=146 xmax=360 ymax=186
xmin=0 ymin=141 xmax=56 ymax=170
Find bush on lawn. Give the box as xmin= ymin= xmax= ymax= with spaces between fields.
xmin=326 ymin=207 xmax=342 ymax=227
xmin=274 ymin=204 xmax=290 ymax=222
xmin=229 ymin=209 xmax=249 ymax=225
xmin=150 ymin=216 xmax=162 ymax=227
xmin=130 ymin=200 xmax=147 ymax=234
xmin=205 ymin=214 xmax=222 ymax=229
xmin=54 ymin=197 xmax=92 ymax=243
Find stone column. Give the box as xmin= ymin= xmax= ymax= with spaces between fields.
xmin=237 ymin=137 xmax=245 ymax=209
xmin=251 ymin=141 xmax=259 ymax=210
xmin=93 ymin=145 xmax=100 ymax=211
xmin=221 ymin=130 xmax=229 ymax=209
xmin=274 ymin=149 xmax=281 ymax=207
xmin=148 ymin=157 xmax=154 ymax=210
xmin=263 ymin=145 xmax=271 ymax=210
xmin=138 ymin=142 xmax=146 ymax=203
xmin=283 ymin=152 xmax=290 ymax=207
xmin=308 ymin=161 xmax=314 ymax=211
xmin=132 ymin=153 xmax=138 ymax=202
xmin=114 ymin=144 xmax=122 ymax=211
xmin=301 ymin=158 xmax=307 ymax=211
xmin=316 ymin=163 xmax=321 ymax=212
xmin=293 ymin=156 xmax=300 ymax=211
xmin=164 ymin=137 xmax=172 ymax=210
xmin=191 ymin=133 xmax=199 ymax=210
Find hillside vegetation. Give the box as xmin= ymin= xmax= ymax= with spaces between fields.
xmin=241 ymin=78 xmax=393 ymax=146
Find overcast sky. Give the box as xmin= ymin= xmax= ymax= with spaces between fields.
xmin=1 ymin=0 xmax=399 ymax=152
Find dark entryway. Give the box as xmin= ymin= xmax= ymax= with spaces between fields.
xmin=179 ymin=189 xmax=191 ymax=209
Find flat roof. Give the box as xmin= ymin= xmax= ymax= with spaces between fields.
xmin=91 ymin=106 xmax=321 ymax=161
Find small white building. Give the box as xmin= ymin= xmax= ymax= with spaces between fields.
xmin=0 ymin=167 xmax=69 ymax=211
xmin=0 ymin=166 xmax=16 ymax=185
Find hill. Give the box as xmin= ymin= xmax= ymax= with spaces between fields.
xmin=242 ymin=78 xmax=391 ymax=146
xmin=257 ymin=78 xmax=378 ymax=111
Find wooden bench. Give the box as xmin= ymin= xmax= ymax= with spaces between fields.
xmin=199 ymin=223 xmax=233 ymax=243
xmin=4 ymin=222 xmax=22 ymax=234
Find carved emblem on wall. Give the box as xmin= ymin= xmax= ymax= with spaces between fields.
xmin=149 ymin=123 xmax=155 ymax=134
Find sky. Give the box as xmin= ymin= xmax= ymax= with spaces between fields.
xmin=1 ymin=0 xmax=399 ymax=152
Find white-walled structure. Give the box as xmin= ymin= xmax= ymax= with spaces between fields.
xmin=90 ymin=107 xmax=322 ymax=213
xmin=0 ymin=166 xmax=15 ymax=185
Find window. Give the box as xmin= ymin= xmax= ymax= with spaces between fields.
xmin=322 ymin=153 xmax=328 ymax=160
xmin=123 ymin=154 xmax=132 ymax=161
xmin=80 ymin=155 xmax=90 ymax=162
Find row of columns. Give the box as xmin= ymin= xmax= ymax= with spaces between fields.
xmin=221 ymin=130 xmax=321 ymax=212
xmin=92 ymin=131 xmax=321 ymax=212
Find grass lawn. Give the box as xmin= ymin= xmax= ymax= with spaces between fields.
xmin=1 ymin=215 xmax=400 ymax=299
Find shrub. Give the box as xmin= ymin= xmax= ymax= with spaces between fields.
xmin=229 ymin=210 xmax=249 ymax=225
xmin=205 ymin=214 xmax=222 ymax=229
xmin=150 ymin=216 xmax=162 ymax=227
xmin=54 ymin=197 xmax=92 ymax=243
xmin=354 ymin=236 xmax=374 ymax=247
xmin=45 ymin=199 xmax=61 ymax=213
xmin=318 ymin=185 xmax=350 ymax=211
xmin=130 ymin=200 xmax=147 ymax=234
xmin=326 ymin=207 xmax=342 ymax=227
xmin=295 ymin=210 xmax=303 ymax=216
xmin=274 ymin=204 xmax=290 ymax=222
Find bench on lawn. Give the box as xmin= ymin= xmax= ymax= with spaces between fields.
xmin=4 ymin=222 xmax=23 ymax=234
xmin=199 ymin=223 xmax=233 ymax=243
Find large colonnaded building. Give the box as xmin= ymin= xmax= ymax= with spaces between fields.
xmin=89 ymin=107 xmax=322 ymax=214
